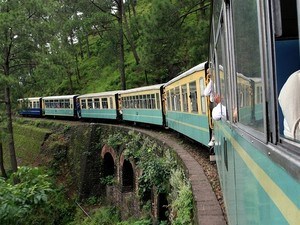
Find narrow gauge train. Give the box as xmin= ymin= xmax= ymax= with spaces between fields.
xmin=18 ymin=62 xmax=212 ymax=148
xmin=209 ymin=0 xmax=299 ymax=224
xmin=18 ymin=0 xmax=300 ymax=224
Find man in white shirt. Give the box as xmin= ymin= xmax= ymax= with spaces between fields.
xmin=212 ymin=94 xmax=227 ymax=121
xmin=278 ymin=70 xmax=300 ymax=140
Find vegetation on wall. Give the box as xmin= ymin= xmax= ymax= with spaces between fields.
xmin=107 ymin=131 xmax=194 ymax=224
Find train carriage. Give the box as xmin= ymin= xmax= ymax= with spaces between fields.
xmin=164 ymin=62 xmax=210 ymax=146
xmin=18 ymin=97 xmax=43 ymax=117
xmin=120 ymin=84 xmax=164 ymax=126
xmin=43 ymin=95 xmax=77 ymax=117
xmin=209 ymin=0 xmax=300 ymax=224
xmin=77 ymin=91 xmax=121 ymax=120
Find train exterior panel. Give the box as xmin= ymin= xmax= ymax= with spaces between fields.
xmin=78 ymin=91 xmax=120 ymax=120
xmin=164 ymin=62 xmax=210 ymax=145
xmin=43 ymin=95 xmax=77 ymax=117
xmin=121 ymin=84 xmax=164 ymax=126
xmin=209 ymin=0 xmax=300 ymax=224
xmin=18 ymin=97 xmax=43 ymax=117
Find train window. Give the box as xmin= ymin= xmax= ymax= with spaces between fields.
xmin=94 ymin=98 xmax=100 ymax=109
xmin=102 ymin=98 xmax=108 ymax=109
xmin=65 ymin=99 xmax=70 ymax=108
xmin=170 ymin=89 xmax=175 ymax=111
xmin=81 ymin=99 xmax=86 ymax=109
xmin=109 ymin=97 xmax=113 ymax=109
xmin=216 ymin=28 xmax=230 ymax=121
xmin=155 ymin=93 xmax=159 ymax=110
xmin=54 ymin=100 xmax=59 ymax=108
xmin=167 ymin=90 xmax=171 ymax=111
xmin=87 ymin=99 xmax=93 ymax=109
xmin=181 ymin=84 xmax=188 ymax=112
xmin=151 ymin=94 xmax=155 ymax=109
xmin=199 ymin=78 xmax=206 ymax=114
xmin=189 ymin=81 xmax=198 ymax=113
xmin=232 ymin=0 xmax=264 ymax=133
xmin=175 ymin=87 xmax=181 ymax=111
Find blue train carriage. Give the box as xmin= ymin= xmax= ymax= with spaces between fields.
xmin=77 ymin=91 xmax=122 ymax=120
xmin=17 ymin=97 xmax=43 ymax=117
xmin=120 ymin=84 xmax=164 ymax=126
xmin=163 ymin=62 xmax=210 ymax=145
xmin=209 ymin=0 xmax=299 ymax=224
xmin=43 ymin=95 xmax=77 ymax=118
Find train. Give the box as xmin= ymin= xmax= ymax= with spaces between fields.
xmin=18 ymin=62 xmax=212 ymax=148
xmin=18 ymin=0 xmax=300 ymax=224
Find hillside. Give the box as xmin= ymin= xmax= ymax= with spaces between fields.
xmin=14 ymin=0 xmax=210 ymax=99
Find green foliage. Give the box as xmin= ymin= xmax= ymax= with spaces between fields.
xmin=82 ymin=206 xmax=120 ymax=225
xmin=169 ymin=169 xmax=194 ymax=225
xmin=100 ymin=175 xmax=116 ymax=186
xmin=0 ymin=166 xmax=74 ymax=225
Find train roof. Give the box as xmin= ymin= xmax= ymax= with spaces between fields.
xmin=120 ymin=84 xmax=164 ymax=94
xmin=78 ymin=90 xmax=122 ymax=98
xmin=164 ymin=62 xmax=206 ymax=87
xmin=17 ymin=97 xmax=41 ymax=101
xmin=42 ymin=95 xmax=78 ymax=100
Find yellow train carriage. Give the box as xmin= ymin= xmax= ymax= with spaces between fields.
xmin=164 ymin=62 xmax=210 ymax=145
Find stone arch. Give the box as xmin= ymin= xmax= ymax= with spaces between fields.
xmin=101 ymin=145 xmax=117 ymax=181
xmin=103 ymin=153 xmax=115 ymax=177
xmin=122 ymin=160 xmax=134 ymax=192
xmin=157 ymin=193 xmax=169 ymax=222
xmin=101 ymin=144 xmax=117 ymax=162
xmin=120 ymin=153 xmax=136 ymax=193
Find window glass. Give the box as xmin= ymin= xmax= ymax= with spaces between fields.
xmin=232 ymin=0 xmax=264 ymax=132
xmin=109 ymin=97 xmax=113 ymax=109
xmin=54 ymin=100 xmax=59 ymax=108
xmin=181 ymin=84 xmax=188 ymax=112
xmin=189 ymin=82 xmax=198 ymax=113
xmin=81 ymin=99 xmax=86 ymax=109
xmin=65 ymin=99 xmax=70 ymax=108
xmin=174 ymin=87 xmax=181 ymax=111
xmin=94 ymin=98 xmax=100 ymax=109
xmin=87 ymin=99 xmax=93 ymax=109
xmin=50 ymin=100 xmax=54 ymax=108
xmin=156 ymin=93 xmax=160 ymax=110
xmin=199 ymin=78 xmax=206 ymax=114
xmin=216 ymin=28 xmax=229 ymax=120
xmin=167 ymin=90 xmax=171 ymax=111
xmin=170 ymin=89 xmax=175 ymax=111
xmin=102 ymin=98 xmax=108 ymax=109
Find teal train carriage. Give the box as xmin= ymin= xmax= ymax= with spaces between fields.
xmin=17 ymin=97 xmax=43 ymax=117
xmin=43 ymin=95 xmax=77 ymax=117
xmin=164 ymin=62 xmax=210 ymax=146
xmin=120 ymin=84 xmax=164 ymax=126
xmin=209 ymin=0 xmax=299 ymax=224
xmin=77 ymin=91 xmax=122 ymax=120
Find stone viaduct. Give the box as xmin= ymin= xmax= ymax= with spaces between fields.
xmin=44 ymin=122 xmax=226 ymax=225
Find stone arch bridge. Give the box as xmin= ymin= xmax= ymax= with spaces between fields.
xmin=48 ymin=122 xmax=225 ymax=225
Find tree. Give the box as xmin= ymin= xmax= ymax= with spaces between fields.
xmin=0 ymin=0 xmax=54 ymax=173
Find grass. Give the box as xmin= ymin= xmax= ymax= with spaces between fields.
xmin=3 ymin=123 xmax=51 ymax=170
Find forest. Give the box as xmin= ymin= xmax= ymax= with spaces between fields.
xmin=1 ymin=0 xmax=210 ymax=171
xmin=0 ymin=0 xmax=211 ymax=224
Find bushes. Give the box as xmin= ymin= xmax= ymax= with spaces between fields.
xmin=0 ymin=167 xmax=74 ymax=225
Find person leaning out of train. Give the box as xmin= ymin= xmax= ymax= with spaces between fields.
xmin=212 ymin=94 xmax=227 ymax=121
xmin=204 ymin=68 xmax=216 ymax=146
xmin=204 ymin=69 xmax=215 ymax=103
xmin=278 ymin=70 xmax=300 ymax=140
